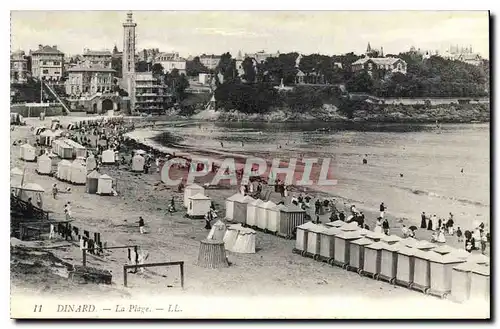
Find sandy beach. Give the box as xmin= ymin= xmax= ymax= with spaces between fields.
xmin=10 ymin=115 xmax=489 ymax=318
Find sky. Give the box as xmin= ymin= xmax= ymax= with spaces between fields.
xmin=10 ymin=11 xmax=490 ymax=58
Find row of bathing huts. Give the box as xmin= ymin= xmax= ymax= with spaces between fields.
xmin=216 ymin=189 xmax=489 ymax=304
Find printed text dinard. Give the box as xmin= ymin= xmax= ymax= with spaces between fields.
xmin=56 ymin=304 xmax=182 ymax=313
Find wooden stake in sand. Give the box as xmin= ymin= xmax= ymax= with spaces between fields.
xmin=197 ymin=239 xmax=229 ymax=269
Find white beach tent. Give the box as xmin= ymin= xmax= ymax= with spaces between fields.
xmin=102 ymin=149 xmax=115 ymax=164
xmin=246 ymin=198 xmax=263 ymax=227
xmin=39 ymin=130 xmax=55 ymax=146
xmin=233 ymin=195 xmax=253 ymax=225
xmin=187 ymin=193 xmax=211 ymax=218
xmin=131 ymin=154 xmax=145 ymax=172
xmin=20 ymin=144 xmax=36 ymax=161
xmin=15 ymin=183 xmax=45 ymax=208
xmin=36 ymin=154 xmax=52 ymax=175
xmin=260 ymin=200 xmax=276 ymax=231
xmin=57 ymin=160 xmax=72 ymax=181
xmin=86 ymin=154 xmax=97 ymax=171
xmin=86 ymin=170 xmax=100 ymax=194
xmin=231 ymin=227 xmax=256 ymax=254
xmin=223 ymin=224 xmax=243 ymax=250
xmin=70 ymin=161 xmax=86 ymax=185
xmin=207 ymin=220 xmax=227 ymax=241
xmin=183 ymin=183 xmax=205 ymax=208
xmin=63 ymin=139 xmax=86 ymax=158
xmin=97 ymin=174 xmax=113 ymax=195
xmin=265 ymin=202 xmax=280 ymax=233
xmin=11 ymin=167 xmax=24 ymax=187
xmin=257 ymin=200 xmax=271 ymax=230
xmin=225 ymin=193 xmax=244 ymax=221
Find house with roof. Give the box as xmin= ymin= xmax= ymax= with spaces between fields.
xmin=155 ymin=52 xmax=187 ymax=75
xmin=30 ymin=45 xmax=65 ymax=81
xmin=82 ymin=49 xmax=112 ymax=69
xmin=351 ymin=56 xmax=407 ymax=78
xmin=199 ymin=54 xmax=221 ymax=70
xmin=10 ymin=50 xmax=29 ymax=84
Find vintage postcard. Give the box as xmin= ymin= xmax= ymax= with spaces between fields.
xmin=9 ymin=10 xmax=490 ymax=319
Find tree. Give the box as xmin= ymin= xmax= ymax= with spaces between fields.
xmin=346 ymin=71 xmax=374 ymax=93
xmin=241 ymin=57 xmax=256 ymax=83
xmin=136 ymin=60 xmax=149 ymax=72
xmin=215 ymin=53 xmax=238 ymax=84
xmin=152 ymin=63 xmax=164 ymax=80
xmin=186 ymin=56 xmax=209 ymax=76
xmin=112 ymin=45 xmax=119 ymax=55
xmin=164 ymin=69 xmax=190 ymax=102
xmin=111 ymin=57 xmax=122 ymax=78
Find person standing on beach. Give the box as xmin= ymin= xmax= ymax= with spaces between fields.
xmin=420 ymin=212 xmax=427 ymax=228
xmin=138 ymin=216 xmax=145 ymax=234
xmin=382 ymin=218 xmax=390 ymax=235
xmin=379 ymin=202 xmax=386 ymax=218
xmin=52 ymin=184 xmax=58 ymax=199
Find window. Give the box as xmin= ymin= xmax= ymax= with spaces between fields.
xmin=54 ymin=72 xmax=60 ymax=75
xmin=42 ymin=61 xmax=47 ymax=65
xmin=42 ymin=69 xmax=49 ymax=74
xmin=54 ymin=61 xmax=60 ymax=65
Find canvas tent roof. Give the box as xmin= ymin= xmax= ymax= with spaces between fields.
xmin=40 ymin=130 xmax=55 ymax=137
xmin=87 ymin=170 xmax=101 ymax=179
xmin=340 ymin=222 xmax=360 ymax=231
xmin=227 ymin=193 xmax=245 ymax=202
xmin=380 ymin=235 xmax=402 ymax=244
xmin=99 ymin=174 xmax=112 ymax=180
xmin=11 ymin=167 xmax=24 ymax=176
xmin=263 ymin=200 xmax=277 ymax=209
xmin=17 ymin=183 xmax=45 ymax=192
xmin=59 ymin=160 xmax=72 ymax=166
xmin=351 ymin=237 xmax=373 ymax=246
xmin=466 ymin=253 xmax=490 ymax=265
xmin=189 ymin=193 xmax=210 ymax=200
xmin=432 ymin=244 xmax=456 ymax=255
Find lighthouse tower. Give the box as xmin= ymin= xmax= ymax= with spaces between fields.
xmin=122 ymin=11 xmax=137 ymax=112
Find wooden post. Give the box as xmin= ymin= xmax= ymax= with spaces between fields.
xmin=123 ymin=265 xmax=128 ymax=287
xmin=82 ymin=249 xmax=87 ymax=267
xmin=180 ymin=262 xmax=184 ymax=289
xmin=197 ymin=239 xmax=229 ymax=269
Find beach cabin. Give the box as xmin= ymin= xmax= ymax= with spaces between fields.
xmin=395 ymin=245 xmax=416 ymax=288
xmin=207 ymin=220 xmax=227 ymax=241
xmin=232 ymin=227 xmax=256 ymax=254
xmin=36 ymin=154 xmax=52 ymax=175
xmin=53 ymin=140 xmax=73 ymax=159
xmin=86 ymin=154 xmax=97 ymax=171
xmin=101 ymin=149 xmax=116 ymax=164
xmin=131 ymin=154 xmax=145 ymax=172
xmin=348 ymin=237 xmax=373 ymax=273
xmin=63 ymin=139 xmax=86 ymax=158
xmin=225 ymin=193 xmax=244 ymax=221
xmin=362 ymin=241 xmax=383 ymax=279
xmin=233 ymin=195 xmax=253 ymax=225
xmin=265 ymin=202 xmax=280 ymax=234
xmin=39 ymin=130 xmax=55 ymax=146
xmin=276 ymin=204 xmax=306 ymax=239
xmin=451 ymin=262 xmax=474 ymax=303
xmin=15 ymin=183 xmax=45 ymax=208
xmin=258 ymin=201 xmax=276 ymax=231
xmin=428 ymin=253 xmax=466 ymax=298
xmin=379 ymin=242 xmax=402 ymax=284
xmin=411 ymin=249 xmax=432 ymax=294
xmin=295 ymin=221 xmax=315 ymax=255
xmin=246 ymin=198 xmax=263 ymax=228
xmin=70 ymin=161 xmax=86 ymax=185
xmin=10 ymin=167 xmax=24 ymax=187
xmin=223 ymin=224 xmax=243 ymax=251
xmin=86 ymin=170 xmax=101 ymax=194
xmin=97 ymin=174 xmax=113 ymax=195
xmin=333 ymin=230 xmax=362 ymax=268
xmin=20 ymin=144 xmax=36 ymax=162
xmin=187 ymin=193 xmax=211 ymax=219
xmin=57 ymin=160 xmax=72 ymax=181
xmin=319 ymin=227 xmax=341 ymax=263
xmin=183 ymin=184 xmax=205 ymax=208
xmin=468 ymin=264 xmax=490 ymax=302
xmin=306 ymin=224 xmax=329 ymax=259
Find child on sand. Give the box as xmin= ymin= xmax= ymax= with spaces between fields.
xmin=138 ymin=216 xmax=145 ymax=234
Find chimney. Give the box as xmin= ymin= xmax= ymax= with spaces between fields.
xmin=53 ymin=45 xmax=57 ymax=50
xmin=38 ymin=44 xmax=43 ymax=50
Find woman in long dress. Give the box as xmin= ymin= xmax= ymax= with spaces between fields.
xmin=437 ymin=227 xmax=446 ymax=243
